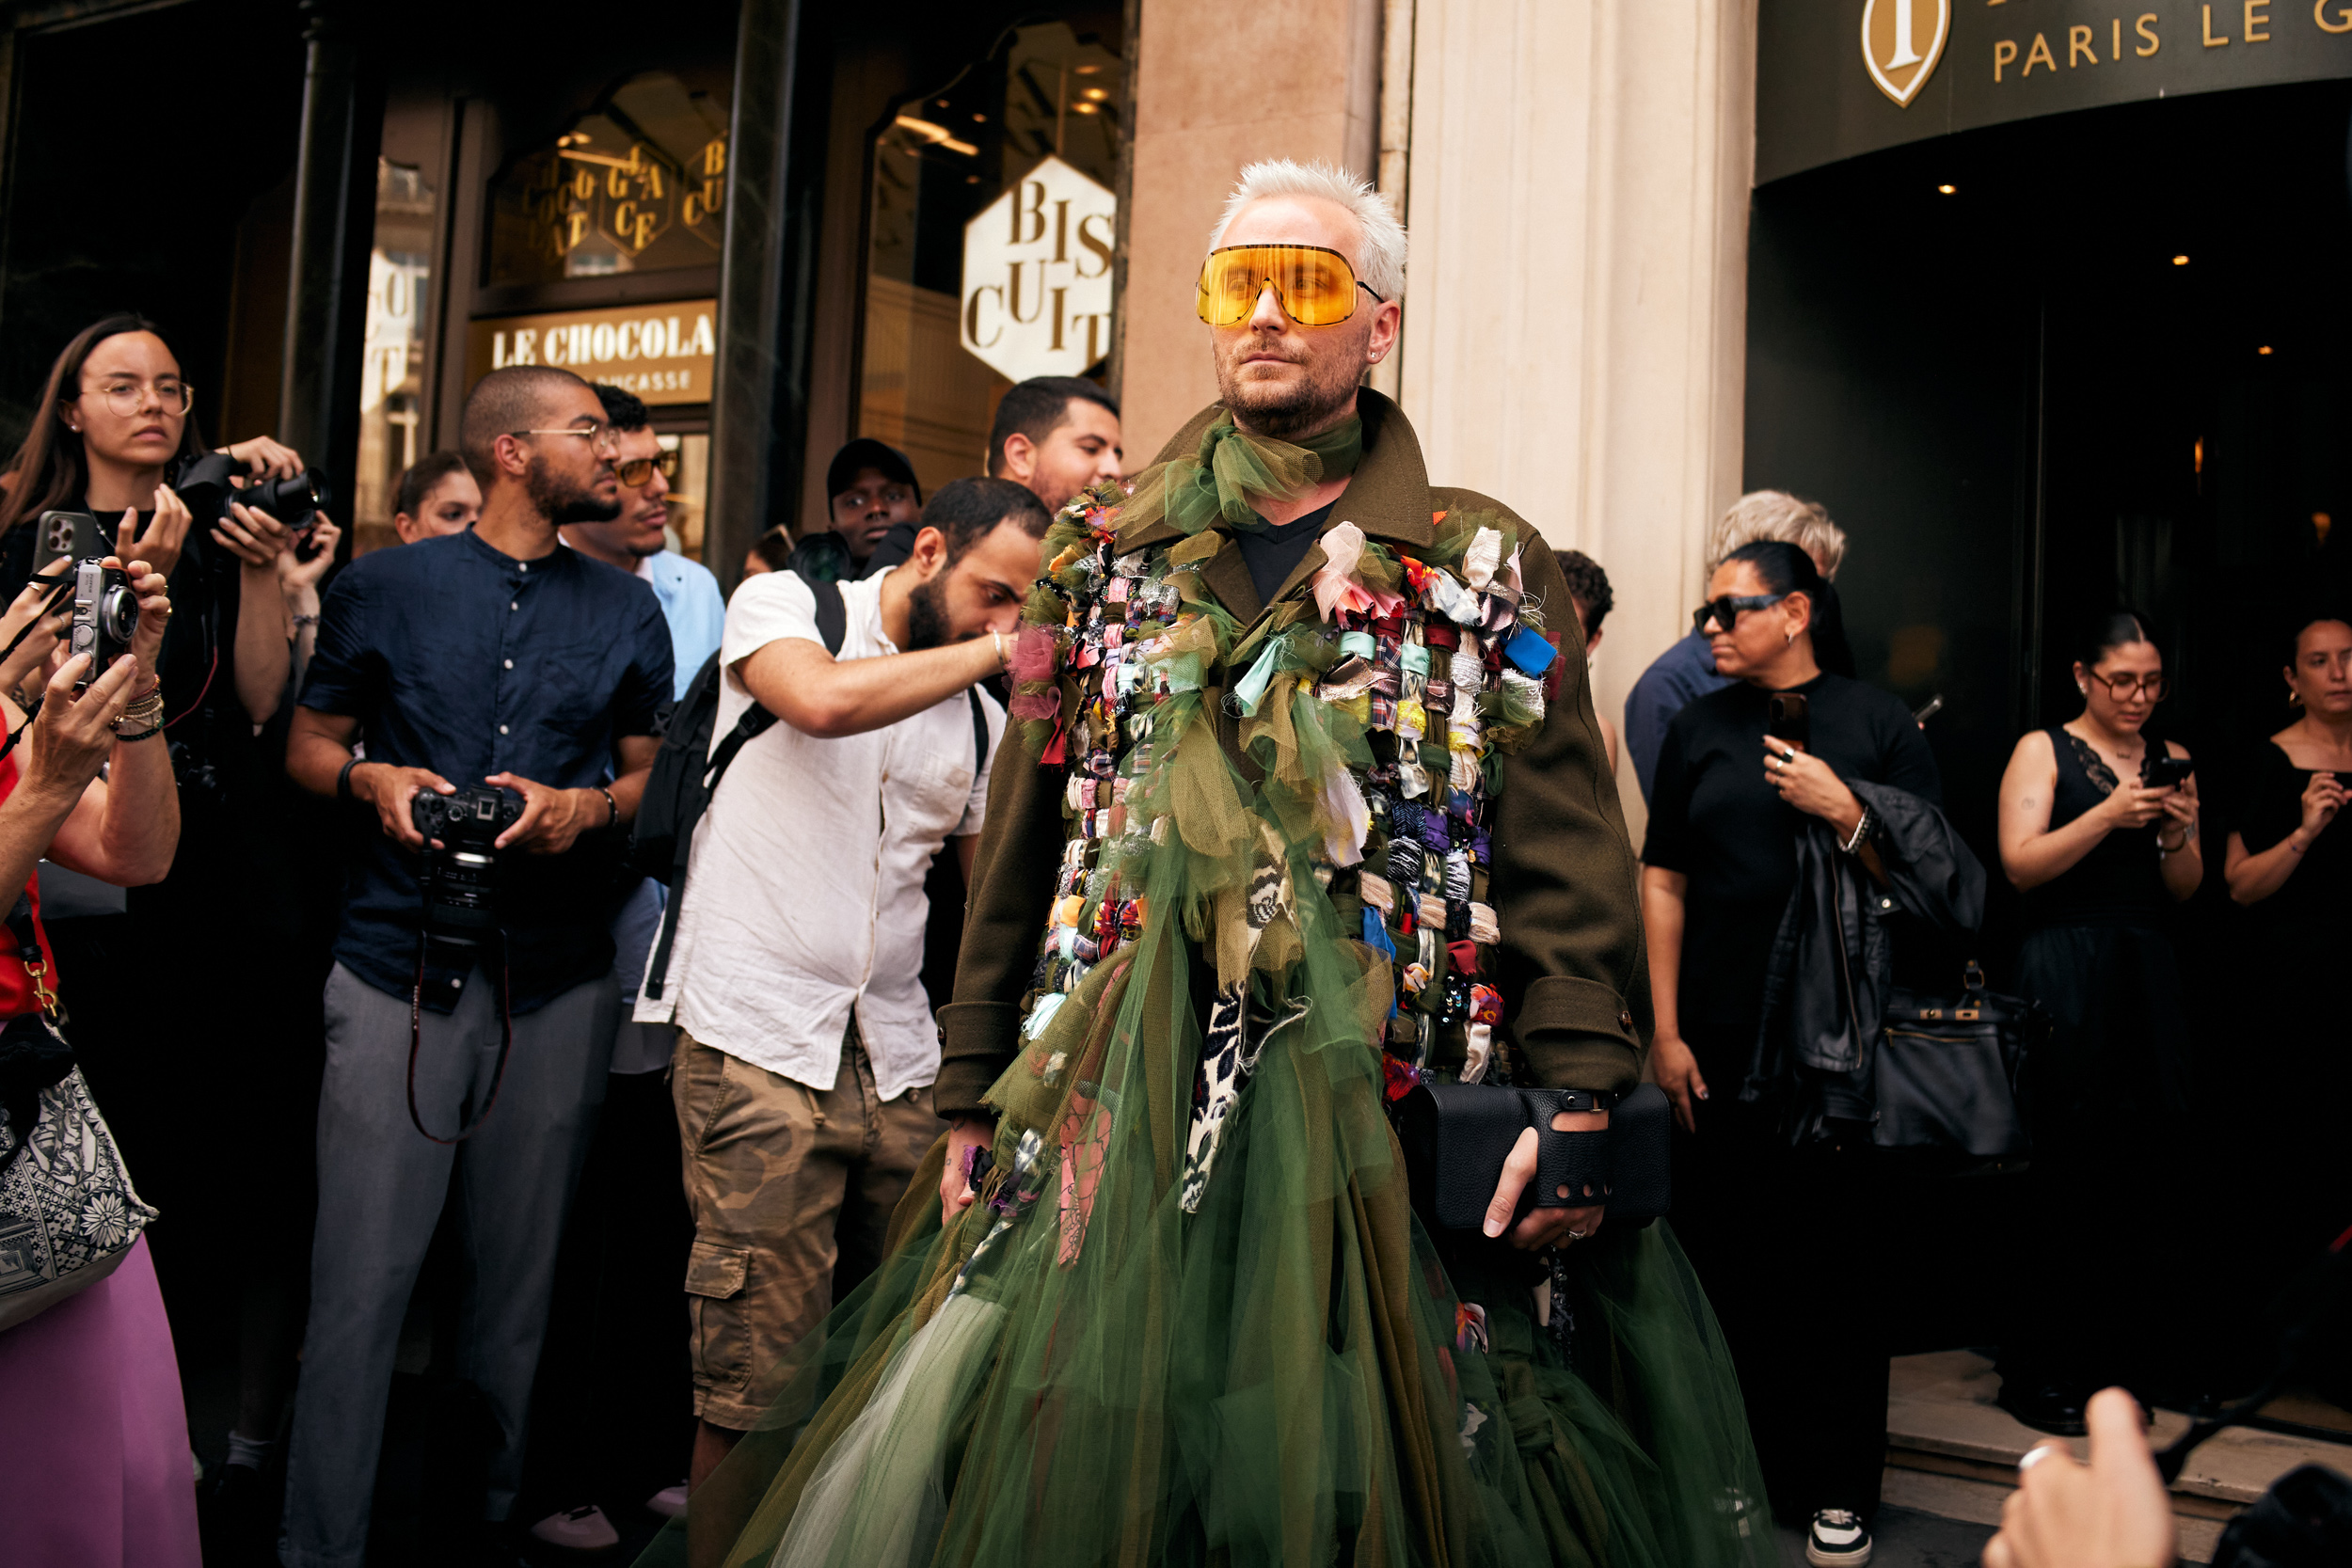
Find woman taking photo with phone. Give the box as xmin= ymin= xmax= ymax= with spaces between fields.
xmin=1994 ymin=610 xmax=2199 ymax=1433
xmin=1642 ymin=539 xmax=1946 ymax=1565
xmin=2222 ymin=613 xmax=2352 ymax=1384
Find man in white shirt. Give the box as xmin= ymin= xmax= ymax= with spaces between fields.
xmin=637 ymin=475 xmax=1049 ymax=1488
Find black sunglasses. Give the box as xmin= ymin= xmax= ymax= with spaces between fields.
xmin=1692 ymin=593 xmax=1788 ymax=634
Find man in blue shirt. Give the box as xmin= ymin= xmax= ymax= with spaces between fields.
xmin=278 ymin=365 xmax=674 ymax=1568
xmin=1623 ymin=490 xmax=1847 ymax=801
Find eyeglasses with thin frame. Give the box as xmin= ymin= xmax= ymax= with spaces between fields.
xmin=511 ymin=424 xmax=621 ymax=459
xmin=2085 ymin=669 xmax=2168 ymax=701
xmin=82 ymin=376 xmax=193 ymax=419
xmin=1692 ymin=593 xmax=1788 ymax=635
xmin=614 ymin=448 xmax=681 ymax=487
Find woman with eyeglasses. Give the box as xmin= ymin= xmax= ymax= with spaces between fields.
xmin=1993 ymin=610 xmax=2198 ymax=1435
xmin=0 ymin=311 xmax=330 ymax=1543
xmin=1642 ymin=539 xmax=1945 ymax=1563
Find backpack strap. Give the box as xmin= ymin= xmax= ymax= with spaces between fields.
xmin=808 ymin=576 xmax=847 ymax=657
xmin=967 ymin=687 xmax=988 ymax=772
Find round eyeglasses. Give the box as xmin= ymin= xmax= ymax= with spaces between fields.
xmin=511 ymin=424 xmax=622 ymax=459
xmin=82 ymin=377 xmax=192 ymax=419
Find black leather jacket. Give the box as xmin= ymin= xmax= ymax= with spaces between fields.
xmin=1740 ymin=777 xmax=1985 ymax=1141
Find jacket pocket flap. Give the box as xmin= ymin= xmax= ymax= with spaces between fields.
xmin=684 ymin=1241 xmax=748 ymax=1300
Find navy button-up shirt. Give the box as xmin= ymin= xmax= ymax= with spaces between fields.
xmin=300 ymin=529 xmax=674 ymax=1014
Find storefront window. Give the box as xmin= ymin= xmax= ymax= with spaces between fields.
xmin=355 ymin=158 xmax=435 ymax=555
xmin=859 ymin=21 xmax=1123 ymax=491
xmin=486 ymin=71 xmax=730 ymax=287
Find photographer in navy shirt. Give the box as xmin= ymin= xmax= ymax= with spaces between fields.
xmin=278 ymin=365 xmax=672 ymax=1568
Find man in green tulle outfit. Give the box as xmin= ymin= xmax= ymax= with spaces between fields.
xmin=647 ymin=159 xmax=1772 ymax=1568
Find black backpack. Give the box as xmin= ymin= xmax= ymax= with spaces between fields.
xmin=635 ymin=576 xmax=987 ymax=1002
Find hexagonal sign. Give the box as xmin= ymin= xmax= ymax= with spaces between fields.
xmin=961 ymin=155 xmax=1117 ymax=382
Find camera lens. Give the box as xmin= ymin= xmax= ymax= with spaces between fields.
xmin=100 ymin=584 xmax=138 ymax=643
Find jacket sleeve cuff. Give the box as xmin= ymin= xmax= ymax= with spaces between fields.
xmin=1512 ymin=974 xmax=1642 ymax=1095
xmin=933 ymin=1000 xmax=1021 ymax=1120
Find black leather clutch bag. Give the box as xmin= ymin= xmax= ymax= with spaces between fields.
xmin=1393 ymin=1080 xmax=1671 ymax=1233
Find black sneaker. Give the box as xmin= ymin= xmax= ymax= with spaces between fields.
xmin=1805 ymin=1508 xmax=1872 ymax=1567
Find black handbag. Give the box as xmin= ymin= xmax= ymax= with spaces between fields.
xmin=1393 ymin=1081 xmax=1671 ymax=1233
xmin=1872 ymin=961 xmax=2041 ymax=1158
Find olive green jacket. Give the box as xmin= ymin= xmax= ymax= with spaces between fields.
xmin=933 ymin=389 xmax=1650 ymax=1117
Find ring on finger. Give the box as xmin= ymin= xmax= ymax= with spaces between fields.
xmin=2016 ymin=1445 xmax=2059 ymax=1476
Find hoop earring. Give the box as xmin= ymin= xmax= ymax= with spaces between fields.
xmin=1785 ymin=629 xmax=1795 ymax=646
xmin=2076 ymin=682 xmax=2088 ymax=695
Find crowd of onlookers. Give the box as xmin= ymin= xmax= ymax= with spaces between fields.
xmin=0 ymin=307 xmax=2339 ymax=1568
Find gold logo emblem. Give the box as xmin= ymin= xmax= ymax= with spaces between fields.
xmin=1860 ymin=0 xmax=1950 ymax=106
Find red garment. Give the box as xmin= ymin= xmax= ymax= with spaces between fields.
xmin=0 ymin=752 xmax=60 ymax=1016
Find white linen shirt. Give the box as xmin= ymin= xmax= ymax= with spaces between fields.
xmin=634 ymin=568 xmax=999 ymax=1099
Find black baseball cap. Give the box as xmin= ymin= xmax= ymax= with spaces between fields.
xmin=826 ymin=438 xmax=921 ymax=503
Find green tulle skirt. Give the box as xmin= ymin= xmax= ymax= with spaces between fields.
xmin=636 ymin=900 xmax=1772 ymax=1568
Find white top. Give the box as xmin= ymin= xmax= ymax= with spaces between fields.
xmin=635 ymin=568 xmax=999 ymax=1099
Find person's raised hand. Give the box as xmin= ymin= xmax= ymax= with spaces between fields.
xmin=1651 ymin=1032 xmax=1708 ymax=1133
xmin=117 ymin=486 xmax=193 ymax=582
xmin=1485 ymin=1112 xmax=1606 ymax=1249
xmin=485 ymin=771 xmax=601 ymax=855
xmin=108 ymin=556 xmax=170 ymax=693
xmin=2296 ymin=770 xmax=2345 ymax=843
xmin=221 ymin=436 xmax=304 ymax=482
xmin=0 ymin=565 xmax=71 ymax=704
xmin=279 ymin=514 xmax=340 ymax=595
xmin=940 ymin=1114 xmax=995 ymax=1227
xmin=215 ymin=500 xmax=291 ymax=569
xmin=1982 ymin=1387 xmax=2176 ymax=1568
xmin=2098 ymin=781 xmax=2170 ymax=831
xmin=355 ymin=763 xmax=454 ymax=850
xmin=21 ymin=652 xmax=139 ymax=805
xmin=1763 ymin=739 xmax=1862 ymax=827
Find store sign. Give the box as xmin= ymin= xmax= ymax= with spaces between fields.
xmin=1759 ymin=0 xmax=2352 ymax=182
xmin=960 ymin=155 xmax=1116 ymax=383
xmin=465 ymin=299 xmax=717 ymax=405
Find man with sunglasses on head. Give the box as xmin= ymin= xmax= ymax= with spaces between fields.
xmin=279 ymin=365 xmax=674 ymax=1568
xmin=665 ymin=160 xmax=1768 ymax=1567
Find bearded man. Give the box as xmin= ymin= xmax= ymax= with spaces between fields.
xmin=654 ymin=164 xmax=1770 ymax=1568
xmin=282 ymin=364 xmax=675 ymax=1566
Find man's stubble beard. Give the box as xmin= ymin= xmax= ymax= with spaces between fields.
xmin=1216 ymin=328 xmax=1366 ymax=440
xmin=526 ymin=452 xmax=621 ymax=526
xmin=904 ymin=572 xmax=952 ymax=652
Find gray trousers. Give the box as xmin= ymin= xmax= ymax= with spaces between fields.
xmin=279 ymin=962 xmax=617 ymax=1568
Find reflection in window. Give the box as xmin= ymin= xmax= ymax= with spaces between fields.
xmin=859 ymin=21 xmax=1123 ymax=493
xmin=486 ymin=71 xmax=730 ymax=287
xmin=356 ymin=159 xmax=434 ymax=556
xmin=663 ymin=432 xmax=710 ymax=560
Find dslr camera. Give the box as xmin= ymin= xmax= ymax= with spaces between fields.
xmin=174 ymin=451 xmax=332 ymax=533
xmin=411 ymin=787 xmax=524 ymax=945
xmin=67 ymin=558 xmax=136 ymax=691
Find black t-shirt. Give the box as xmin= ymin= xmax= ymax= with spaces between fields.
xmin=2233 ymin=739 xmax=2347 ymax=958
xmin=1236 ymin=500 xmax=1336 ymax=609
xmin=1642 ymin=672 xmax=1943 ymax=1082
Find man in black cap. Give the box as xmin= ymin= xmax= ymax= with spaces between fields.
xmin=790 ymin=437 xmax=922 ymax=580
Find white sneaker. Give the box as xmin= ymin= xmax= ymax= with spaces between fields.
xmin=645 ymin=1482 xmax=691 ymax=1519
xmin=530 ymin=1504 xmax=621 ymax=1550
xmin=1805 ymin=1508 xmax=1872 ymax=1566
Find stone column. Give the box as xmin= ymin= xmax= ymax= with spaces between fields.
xmin=1392 ymin=0 xmax=1758 ymax=840
xmin=277 ymin=0 xmax=383 ymax=503
xmin=1117 ymin=0 xmax=1384 ymax=460
xmin=705 ymin=0 xmax=806 ymax=594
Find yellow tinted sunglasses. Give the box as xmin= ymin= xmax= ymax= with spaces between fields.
xmin=1195 ymin=244 xmax=1385 ymax=327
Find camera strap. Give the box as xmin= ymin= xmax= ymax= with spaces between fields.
xmin=405 ymin=932 xmax=516 ymax=1146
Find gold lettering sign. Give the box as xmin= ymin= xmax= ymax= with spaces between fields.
xmin=465 ymin=299 xmax=718 ymax=406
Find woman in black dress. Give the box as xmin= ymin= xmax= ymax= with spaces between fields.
xmin=2223 ymin=614 xmax=2352 ymax=1361
xmin=1994 ymin=610 xmax=2200 ymax=1432
xmin=1644 ymin=540 xmax=1941 ymax=1566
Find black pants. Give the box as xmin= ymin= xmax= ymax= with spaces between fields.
xmin=1671 ymin=1102 xmax=1888 ymax=1523
xmin=518 ymin=1065 xmax=697 ymax=1518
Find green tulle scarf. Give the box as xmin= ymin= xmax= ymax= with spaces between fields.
xmin=1117 ymin=413 xmax=1364 ymax=537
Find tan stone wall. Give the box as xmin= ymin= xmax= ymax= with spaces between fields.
xmin=1118 ymin=0 xmax=1383 ymax=463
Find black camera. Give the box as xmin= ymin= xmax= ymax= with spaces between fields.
xmin=67 ymin=558 xmax=136 ymax=691
xmin=411 ymin=787 xmax=524 ymax=944
xmin=175 ymin=451 xmax=332 ymax=532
